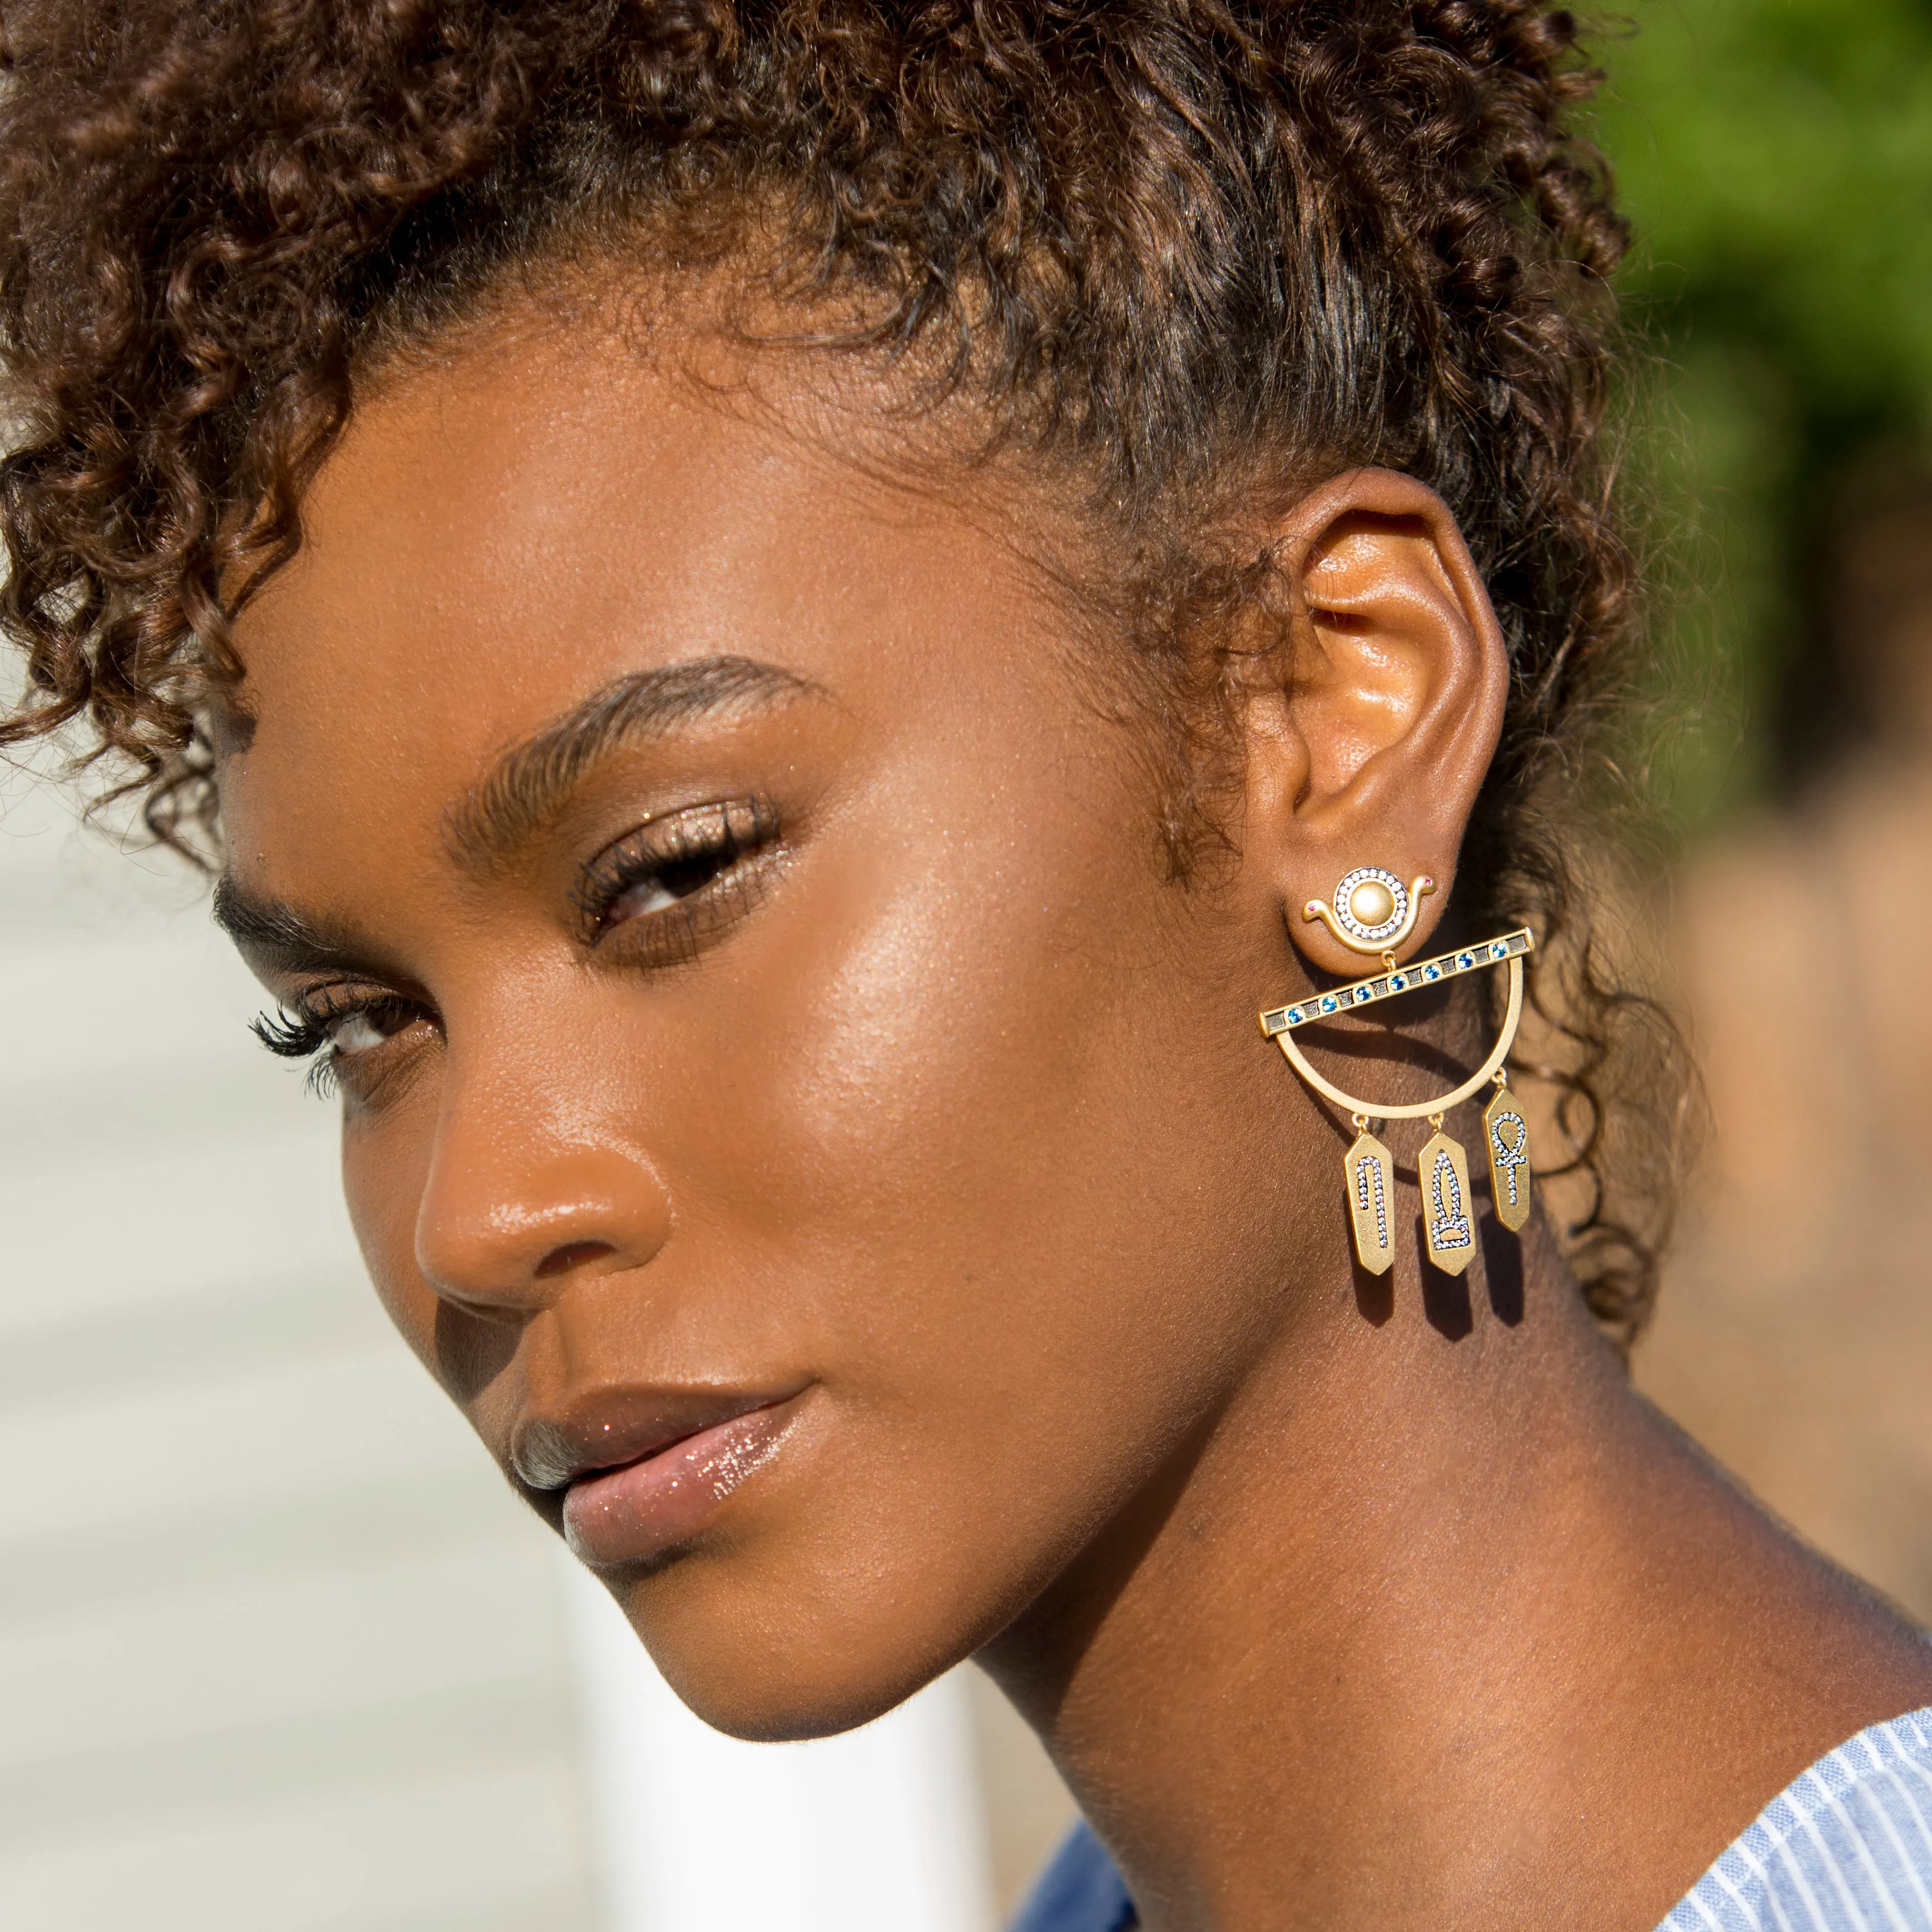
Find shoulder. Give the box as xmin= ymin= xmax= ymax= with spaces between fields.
xmin=1012 ymin=1711 xmax=1932 ymax=1932
xmin=1662 ymin=1708 xmax=1932 ymax=1932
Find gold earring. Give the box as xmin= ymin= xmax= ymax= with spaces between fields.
xmin=1302 ymin=867 xmax=1435 ymax=962
xmin=1258 ymin=869 xmax=1535 ymax=1277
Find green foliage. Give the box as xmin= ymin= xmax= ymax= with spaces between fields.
xmin=1587 ymin=0 xmax=1932 ymax=822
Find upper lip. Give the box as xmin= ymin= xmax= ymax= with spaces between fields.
xmin=510 ymin=1385 xmax=803 ymax=1493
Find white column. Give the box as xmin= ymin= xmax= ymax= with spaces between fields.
xmin=562 ymin=1557 xmax=997 ymax=1932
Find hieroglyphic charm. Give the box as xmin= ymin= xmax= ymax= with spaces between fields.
xmin=1343 ymin=1128 xmax=1395 ymax=1276
xmin=1420 ymin=1126 xmax=1475 ymax=1276
xmin=1483 ymin=1083 xmax=1533 ymax=1233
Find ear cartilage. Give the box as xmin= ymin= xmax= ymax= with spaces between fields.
xmin=1261 ymin=891 xmax=1535 ymax=1278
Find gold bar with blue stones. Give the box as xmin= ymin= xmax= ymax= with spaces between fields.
xmin=1258 ymin=927 xmax=1535 ymax=1037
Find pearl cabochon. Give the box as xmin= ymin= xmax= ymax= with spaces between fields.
xmin=1348 ymin=878 xmax=1396 ymax=927
xmin=1332 ymin=866 xmax=1409 ymax=946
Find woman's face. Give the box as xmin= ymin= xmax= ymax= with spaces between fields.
xmin=219 ymin=315 xmax=1327 ymax=1736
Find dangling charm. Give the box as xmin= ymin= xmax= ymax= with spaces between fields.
xmin=1344 ymin=1116 xmax=1395 ymax=1276
xmin=1483 ymin=1075 xmax=1533 ymax=1233
xmin=1420 ymin=1114 xmax=1475 ymax=1275
xmin=1258 ymin=862 xmax=1536 ymax=1278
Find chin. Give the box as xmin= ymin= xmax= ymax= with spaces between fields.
xmin=599 ymin=1557 xmax=976 ymax=1743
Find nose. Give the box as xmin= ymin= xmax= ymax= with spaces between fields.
xmin=412 ymin=1067 xmax=672 ymax=1319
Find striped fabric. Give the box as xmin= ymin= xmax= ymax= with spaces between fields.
xmin=1011 ymin=1709 xmax=1932 ymax=1932
xmin=1666 ymin=1708 xmax=1932 ymax=1932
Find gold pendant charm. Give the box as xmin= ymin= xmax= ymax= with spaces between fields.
xmin=1420 ymin=1121 xmax=1475 ymax=1276
xmin=1344 ymin=1125 xmax=1395 ymax=1275
xmin=1483 ymin=1081 xmax=1533 ymax=1233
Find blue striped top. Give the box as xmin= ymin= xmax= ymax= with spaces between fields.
xmin=1012 ymin=1708 xmax=1932 ymax=1932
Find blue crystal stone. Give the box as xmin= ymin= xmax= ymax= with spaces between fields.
xmin=1456 ymin=951 xmax=1474 ymax=970
xmin=1350 ymin=986 xmax=1372 ymax=1005
xmin=1490 ymin=940 xmax=1509 ymax=960
xmin=1388 ymin=973 xmax=1406 ymax=992
xmin=1319 ymin=994 xmax=1339 ymax=1015
xmin=1423 ymin=962 xmax=1442 ymax=981
xmin=1284 ymin=1006 xmax=1302 ymax=1026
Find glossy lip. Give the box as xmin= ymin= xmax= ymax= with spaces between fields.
xmin=513 ymin=1387 xmax=808 ymax=1569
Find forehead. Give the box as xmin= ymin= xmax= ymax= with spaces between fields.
xmin=219 ymin=315 xmax=1069 ymax=874
xmin=238 ymin=321 xmax=932 ymax=742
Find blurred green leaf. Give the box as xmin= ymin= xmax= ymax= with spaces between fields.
xmin=1587 ymin=0 xmax=1932 ymax=822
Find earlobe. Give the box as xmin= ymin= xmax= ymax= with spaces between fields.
xmin=1257 ymin=468 xmax=1510 ymax=977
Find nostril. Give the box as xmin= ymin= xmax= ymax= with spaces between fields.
xmin=533 ymin=1239 xmax=616 ymax=1281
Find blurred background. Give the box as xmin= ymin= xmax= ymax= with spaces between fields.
xmin=1595 ymin=0 xmax=1932 ymax=1627
xmin=2 ymin=1 xmax=1930 ymax=1925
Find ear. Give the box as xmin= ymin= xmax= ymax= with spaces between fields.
xmin=1244 ymin=468 xmax=1509 ymax=979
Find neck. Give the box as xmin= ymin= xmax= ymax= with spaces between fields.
xmin=981 ymin=1221 xmax=1932 ymax=1931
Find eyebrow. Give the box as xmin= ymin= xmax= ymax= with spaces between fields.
xmin=210 ymin=874 xmax=380 ymax=975
xmin=442 ymin=653 xmax=824 ymax=874
xmin=210 ymin=654 xmax=823 ymax=967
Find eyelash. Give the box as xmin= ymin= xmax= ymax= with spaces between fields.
xmin=573 ymin=795 xmax=778 ymax=953
xmin=251 ymin=997 xmax=414 ymax=1099
xmin=253 ymin=795 xmax=781 ymax=1096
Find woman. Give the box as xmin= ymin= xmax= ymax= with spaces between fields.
xmin=1 ymin=4 xmax=1927 ymax=1927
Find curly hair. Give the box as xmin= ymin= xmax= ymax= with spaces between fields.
xmin=0 ymin=0 xmax=1689 ymax=1342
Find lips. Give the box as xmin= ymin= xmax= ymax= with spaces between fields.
xmin=513 ymin=1388 xmax=806 ymax=1569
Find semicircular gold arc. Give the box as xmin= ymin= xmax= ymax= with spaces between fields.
xmin=1273 ymin=955 xmax=1524 ymax=1122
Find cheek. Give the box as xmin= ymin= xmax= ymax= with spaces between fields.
xmin=617 ymin=811 xmax=1296 ymax=1727
xmin=339 ymin=1107 xmax=531 ymax=1436
xmin=339 ymin=1104 xmax=443 ymax=1367
xmin=669 ymin=785 xmax=1269 ymax=1533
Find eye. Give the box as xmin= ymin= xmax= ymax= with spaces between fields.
xmin=252 ymin=991 xmax=428 ymax=1101
xmin=605 ymin=842 xmax=740 ymax=921
xmin=326 ymin=1003 xmax=414 ymax=1057
xmin=579 ymin=798 xmax=779 ymax=950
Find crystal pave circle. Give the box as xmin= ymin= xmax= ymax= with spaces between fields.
xmin=1302 ymin=869 xmax=1436 ymax=958
xmin=1331 ymin=866 xmax=1409 ymax=947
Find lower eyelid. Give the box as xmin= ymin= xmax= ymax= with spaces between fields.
xmin=327 ymin=1020 xmax=437 ymax=1105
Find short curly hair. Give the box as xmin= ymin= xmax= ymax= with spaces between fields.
xmin=0 ymin=0 xmax=1687 ymax=1340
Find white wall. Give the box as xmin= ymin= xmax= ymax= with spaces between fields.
xmin=567 ymin=1566 xmax=994 ymax=1932
xmin=0 ymin=769 xmax=999 ymax=1931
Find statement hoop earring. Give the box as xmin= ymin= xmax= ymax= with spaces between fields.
xmin=1258 ymin=871 xmax=1535 ymax=1278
